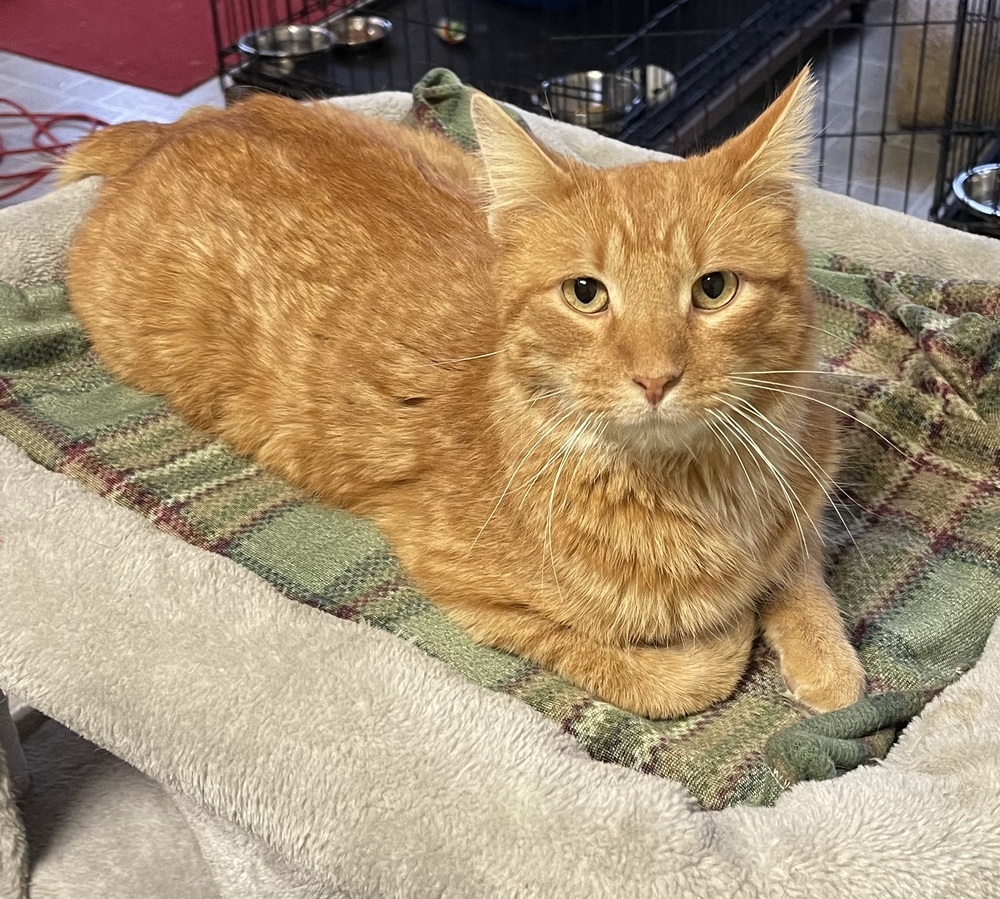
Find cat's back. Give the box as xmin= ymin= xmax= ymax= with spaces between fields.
xmin=67 ymin=95 xmax=496 ymax=494
xmin=72 ymin=94 xmax=484 ymax=265
xmin=210 ymin=93 xmax=484 ymax=218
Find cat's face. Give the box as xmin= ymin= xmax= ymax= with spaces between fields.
xmin=472 ymin=71 xmax=816 ymax=453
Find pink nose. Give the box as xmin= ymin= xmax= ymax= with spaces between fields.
xmin=633 ymin=372 xmax=681 ymax=406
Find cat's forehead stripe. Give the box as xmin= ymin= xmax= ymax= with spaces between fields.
xmin=607 ymin=210 xmax=696 ymax=271
xmin=621 ymin=206 xmax=639 ymax=242
xmin=609 ymin=211 xmax=637 ymax=253
xmin=671 ymin=230 xmax=694 ymax=269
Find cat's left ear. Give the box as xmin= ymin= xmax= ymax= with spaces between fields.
xmin=713 ymin=66 xmax=816 ymax=190
xmin=469 ymin=91 xmax=572 ymax=230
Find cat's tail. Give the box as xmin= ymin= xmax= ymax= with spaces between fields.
xmin=58 ymin=121 xmax=169 ymax=185
xmin=60 ymin=104 xmax=222 ymax=185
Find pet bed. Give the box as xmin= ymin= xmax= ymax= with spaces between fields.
xmin=1 ymin=85 xmax=999 ymax=898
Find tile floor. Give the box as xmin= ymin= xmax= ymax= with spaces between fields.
xmin=0 ymin=1 xmax=946 ymax=217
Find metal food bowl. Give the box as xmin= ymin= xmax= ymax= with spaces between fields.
xmin=328 ymin=15 xmax=393 ymax=49
xmin=627 ymin=64 xmax=677 ymax=105
xmin=953 ymin=163 xmax=1000 ymax=220
xmin=237 ymin=24 xmax=333 ymax=59
xmin=535 ymin=70 xmax=642 ymax=134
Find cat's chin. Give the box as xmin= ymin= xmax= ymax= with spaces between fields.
xmin=605 ymin=410 xmax=707 ymax=456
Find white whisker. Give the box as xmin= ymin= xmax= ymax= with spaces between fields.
xmin=470 ymin=408 xmax=576 ymax=551
xmin=732 ymin=368 xmax=861 ymax=378
xmin=729 ymin=378 xmax=912 ymax=460
xmin=711 ymin=410 xmax=773 ymax=501
xmin=722 ymin=391 xmax=847 ymax=499
xmin=706 ymin=411 xmax=768 ymax=529
xmin=716 ymin=398 xmax=813 ymax=556
xmin=429 ymin=351 xmax=500 ymax=366
xmin=517 ymin=388 xmax=565 ymax=408
xmin=515 ymin=402 xmax=597 ymax=508
xmin=544 ymin=414 xmax=594 ymax=599
xmin=732 ymin=374 xmax=856 ymax=401
xmin=721 ymin=393 xmax=873 ymax=579
xmin=565 ymin=412 xmax=608 ymax=486
xmin=801 ymin=322 xmax=855 ymax=348
xmin=518 ymin=434 xmax=576 ymax=509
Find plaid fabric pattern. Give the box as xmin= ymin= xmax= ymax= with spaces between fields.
xmin=2 ymin=92 xmax=999 ymax=810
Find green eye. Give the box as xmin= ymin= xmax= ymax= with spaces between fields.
xmin=562 ymin=277 xmax=609 ymax=314
xmin=692 ymin=271 xmax=739 ymax=310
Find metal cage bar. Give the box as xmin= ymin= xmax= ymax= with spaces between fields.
xmin=209 ymin=0 xmax=1000 ymax=234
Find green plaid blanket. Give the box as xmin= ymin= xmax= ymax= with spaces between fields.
xmin=2 ymin=76 xmax=999 ymax=809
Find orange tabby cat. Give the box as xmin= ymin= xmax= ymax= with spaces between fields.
xmin=62 ymin=70 xmax=865 ymax=718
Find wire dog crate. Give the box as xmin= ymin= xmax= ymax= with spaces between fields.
xmin=210 ymin=0 xmax=1000 ymax=235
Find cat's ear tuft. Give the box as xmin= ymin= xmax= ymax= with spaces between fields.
xmin=715 ymin=66 xmax=816 ymax=186
xmin=470 ymin=91 xmax=570 ymax=229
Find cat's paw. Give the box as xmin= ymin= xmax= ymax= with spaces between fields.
xmin=618 ymin=644 xmax=743 ymax=718
xmin=784 ymin=645 xmax=866 ymax=713
xmin=599 ymin=619 xmax=756 ymax=719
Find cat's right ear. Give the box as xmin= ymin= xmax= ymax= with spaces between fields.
xmin=470 ymin=92 xmax=571 ymax=230
xmin=711 ymin=67 xmax=816 ymax=194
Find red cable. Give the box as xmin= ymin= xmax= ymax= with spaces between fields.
xmin=0 ymin=98 xmax=107 ymax=202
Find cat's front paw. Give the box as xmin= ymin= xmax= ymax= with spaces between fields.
xmin=602 ymin=617 xmax=756 ymax=719
xmin=783 ymin=643 xmax=866 ymax=713
xmin=761 ymin=570 xmax=867 ymax=714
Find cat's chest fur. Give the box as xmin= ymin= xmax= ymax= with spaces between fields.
xmin=446 ymin=443 xmax=786 ymax=645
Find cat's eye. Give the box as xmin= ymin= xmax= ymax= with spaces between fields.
xmin=692 ymin=271 xmax=739 ymax=310
xmin=562 ymin=277 xmax=609 ymax=314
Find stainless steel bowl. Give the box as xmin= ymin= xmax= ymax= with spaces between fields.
xmin=953 ymin=163 xmax=1000 ymax=220
xmin=627 ymin=64 xmax=677 ymax=105
xmin=237 ymin=24 xmax=333 ymax=59
xmin=328 ymin=15 xmax=392 ymax=49
xmin=535 ymin=71 xmax=642 ymax=134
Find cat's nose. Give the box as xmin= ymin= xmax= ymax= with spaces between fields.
xmin=632 ymin=371 xmax=681 ymax=407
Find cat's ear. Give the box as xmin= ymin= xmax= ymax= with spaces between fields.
xmin=713 ymin=66 xmax=815 ymax=189
xmin=469 ymin=91 xmax=571 ymax=228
